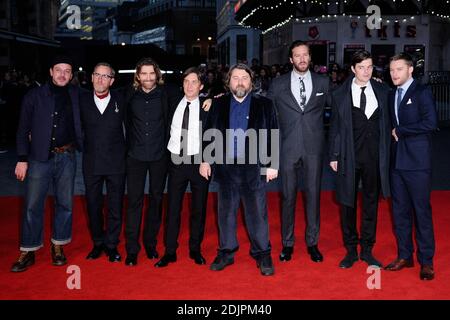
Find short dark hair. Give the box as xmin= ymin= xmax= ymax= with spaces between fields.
xmin=390 ymin=52 xmax=414 ymax=67
xmin=351 ymin=50 xmax=372 ymax=67
xmin=288 ymin=40 xmax=311 ymax=58
xmin=183 ymin=67 xmax=202 ymax=84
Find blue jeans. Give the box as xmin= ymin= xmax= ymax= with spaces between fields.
xmin=20 ymin=152 xmax=76 ymax=251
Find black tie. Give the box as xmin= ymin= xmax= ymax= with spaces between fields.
xmin=180 ymin=101 xmax=190 ymax=155
xmin=360 ymin=86 xmax=367 ymax=114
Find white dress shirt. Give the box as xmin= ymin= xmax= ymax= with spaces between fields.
xmin=351 ymin=78 xmax=378 ymax=119
xmin=167 ymin=96 xmax=200 ymax=156
xmin=291 ymin=69 xmax=312 ymax=108
xmin=93 ymin=92 xmax=111 ymax=114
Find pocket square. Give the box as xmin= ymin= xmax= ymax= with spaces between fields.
xmin=316 ymin=92 xmax=324 ymax=96
xmin=407 ymin=98 xmax=412 ymax=104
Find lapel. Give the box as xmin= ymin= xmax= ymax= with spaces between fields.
xmin=282 ymin=74 xmax=303 ymax=113
xmin=247 ymin=94 xmax=257 ymax=130
xmin=397 ymin=79 xmax=417 ymax=124
xmin=218 ymin=94 xmax=231 ymax=131
xmin=304 ymin=71 xmax=319 ymax=111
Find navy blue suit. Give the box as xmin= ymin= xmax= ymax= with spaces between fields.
xmin=389 ymin=79 xmax=437 ymax=266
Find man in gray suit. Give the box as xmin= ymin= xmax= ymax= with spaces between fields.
xmin=267 ymin=40 xmax=329 ymax=263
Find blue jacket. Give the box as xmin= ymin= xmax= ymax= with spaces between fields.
xmin=16 ymin=82 xmax=83 ymax=162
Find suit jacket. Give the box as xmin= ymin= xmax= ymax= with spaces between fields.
xmin=16 ymin=83 xmax=83 ymax=161
xmin=80 ymin=89 xmax=126 ymax=175
xmin=203 ymin=93 xmax=278 ymax=189
xmin=328 ymin=76 xmax=391 ymax=207
xmin=267 ymin=71 xmax=329 ymax=167
xmin=389 ymin=79 xmax=437 ymax=170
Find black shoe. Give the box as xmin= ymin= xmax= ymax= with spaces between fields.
xmin=105 ymin=247 xmax=121 ymax=262
xmin=360 ymin=250 xmax=383 ymax=268
xmin=51 ymin=244 xmax=67 ymax=266
xmin=86 ymin=244 xmax=105 ymax=260
xmin=257 ymin=255 xmax=275 ymax=276
xmin=307 ymin=245 xmax=323 ymax=262
xmin=420 ymin=265 xmax=435 ymax=281
xmin=125 ymin=254 xmax=138 ymax=266
xmin=279 ymin=246 xmax=293 ymax=262
xmin=339 ymin=252 xmax=359 ymax=269
xmin=11 ymin=251 xmax=35 ymax=272
xmin=210 ymin=254 xmax=234 ymax=271
xmin=145 ymin=247 xmax=159 ymax=259
xmin=154 ymin=253 xmax=177 ymax=268
xmin=189 ymin=251 xmax=206 ymax=265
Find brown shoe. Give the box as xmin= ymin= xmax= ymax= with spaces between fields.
xmin=384 ymin=258 xmax=414 ymax=271
xmin=11 ymin=251 xmax=35 ymax=272
xmin=51 ymin=244 xmax=67 ymax=266
xmin=420 ymin=265 xmax=434 ymax=280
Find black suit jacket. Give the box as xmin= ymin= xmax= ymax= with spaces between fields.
xmin=80 ymin=89 xmax=126 ymax=175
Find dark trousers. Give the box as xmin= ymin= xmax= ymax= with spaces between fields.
xmin=164 ymin=161 xmax=209 ymax=254
xmin=280 ymin=154 xmax=322 ymax=247
xmin=83 ymin=173 xmax=125 ymax=249
xmin=125 ymin=155 xmax=168 ymax=254
xmin=341 ymin=160 xmax=380 ymax=252
xmin=217 ymin=166 xmax=271 ymax=260
xmin=391 ymin=168 xmax=435 ymax=266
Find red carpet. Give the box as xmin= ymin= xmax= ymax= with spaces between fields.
xmin=1 ymin=191 xmax=449 ymax=300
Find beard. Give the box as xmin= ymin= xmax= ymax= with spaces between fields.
xmin=293 ymin=62 xmax=309 ymax=73
xmin=231 ymin=86 xmax=249 ymax=98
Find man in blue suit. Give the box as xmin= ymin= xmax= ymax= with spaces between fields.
xmin=385 ymin=53 xmax=437 ymax=281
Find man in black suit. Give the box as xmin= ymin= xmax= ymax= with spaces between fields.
xmin=385 ymin=53 xmax=437 ymax=280
xmin=200 ymin=63 xmax=279 ymax=276
xmin=328 ymin=51 xmax=391 ymax=269
xmin=155 ymin=67 xmax=210 ymax=267
xmin=267 ymin=40 xmax=329 ymax=263
xmin=80 ymin=62 xmax=126 ymax=262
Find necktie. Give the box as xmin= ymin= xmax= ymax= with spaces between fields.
xmin=396 ymin=87 xmax=403 ymax=124
xmin=360 ymin=86 xmax=367 ymax=115
xmin=299 ymin=77 xmax=306 ymax=111
xmin=180 ymin=101 xmax=190 ymax=156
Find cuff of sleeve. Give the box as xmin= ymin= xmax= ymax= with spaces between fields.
xmin=18 ymin=155 xmax=28 ymax=162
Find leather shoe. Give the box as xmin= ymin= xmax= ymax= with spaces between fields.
xmin=11 ymin=251 xmax=35 ymax=272
xmin=256 ymin=255 xmax=275 ymax=276
xmin=385 ymin=258 xmax=414 ymax=271
xmin=51 ymin=244 xmax=67 ymax=266
xmin=339 ymin=252 xmax=359 ymax=268
xmin=86 ymin=244 xmax=105 ymax=260
xmin=420 ymin=265 xmax=435 ymax=280
xmin=279 ymin=246 xmax=293 ymax=262
xmin=145 ymin=247 xmax=159 ymax=259
xmin=189 ymin=251 xmax=206 ymax=265
xmin=307 ymin=245 xmax=323 ymax=262
xmin=210 ymin=254 xmax=234 ymax=271
xmin=360 ymin=251 xmax=382 ymax=268
xmin=154 ymin=253 xmax=177 ymax=267
xmin=125 ymin=254 xmax=138 ymax=266
xmin=105 ymin=247 xmax=121 ymax=262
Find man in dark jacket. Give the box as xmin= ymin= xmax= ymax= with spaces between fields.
xmin=328 ymin=50 xmax=391 ymax=269
xmin=80 ymin=62 xmax=126 ymax=263
xmin=11 ymin=55 xmax=83 ymax=272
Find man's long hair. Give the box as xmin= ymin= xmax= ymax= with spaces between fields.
xmin=133 ymin=57 xmax=164 ymax=90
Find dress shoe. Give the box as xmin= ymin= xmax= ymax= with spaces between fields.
xmin=145 ymin=247 xmax=159 ymax=259
xmin=11 ymin=251 xmax=35 ymax=272
xmin=256 ymin=255 xmax=275 ymax=276
xmin=360 ymin=250 xmax=383 ymax=268
xmin=125 ymin=254 xmax=138 ymax=266
xmin=307 ymin=245 xmax=323 ymax=262
xmin=210 ymin=254 xmax=234 ymax=271
xmin=384 ymin=258 xmax=414 ymax=271
xmin=154 ymin=253 xmax=177 ymax=267
xmin=105 ymin=247 xmax=121 ymax=262
xmin=339 ymin=252 xmax=359 ymax=269
xmin=279 ymin=246 xmax=293 ymax=262
xmin=420 ymin=265 xmax=435 ymax=280
xmin=86 ymin=244 xmax=105 ymax=260
xmin=189 ymin=251 xmax=206 ymax=265
xmin=51 ymin=244 xmax=67 ymax=266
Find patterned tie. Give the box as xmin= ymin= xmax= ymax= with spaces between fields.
xmin=180 ymin=101 xmax=190 ymax=156
xmin=299 ymin=77 xmax=306 ymax=111
xmin=360 ymin=86 xmax=367 ymax=115
xmin=396 ymin=87 xmax=403 ymax=124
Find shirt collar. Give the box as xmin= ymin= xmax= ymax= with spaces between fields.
xmin=398 ymin=77 xmax=414 ymax=93
xmin=351 ymin=77 xmax=372 ymax=90
xmin=291 ymin=69 xmax=311 ymax=81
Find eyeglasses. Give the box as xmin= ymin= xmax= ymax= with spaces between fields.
xmin=92 ymin=72 xmax=114 ymax=80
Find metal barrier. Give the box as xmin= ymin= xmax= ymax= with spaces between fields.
xmin=428 ymin=71 xmax=450 ymax=125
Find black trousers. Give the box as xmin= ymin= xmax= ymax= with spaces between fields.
xmin=83 ymin=173 xmax=125 ymax=249
xmin=164 ymin=160 xmax=209 ymax=254
xmin=125 ymin=155 xmax=168 ymax=254
xmin=341 ymin=159 xmax=380 ymax=252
